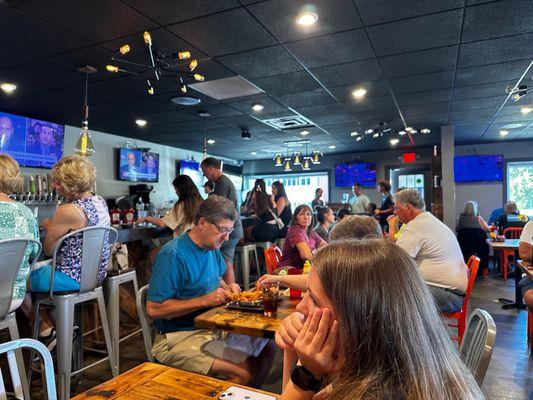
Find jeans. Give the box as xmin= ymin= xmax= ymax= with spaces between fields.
xmin=428 ymin=285 xmax=464 ymax=313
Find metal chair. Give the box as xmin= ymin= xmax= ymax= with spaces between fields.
xmin=275 ymin=238 xmax=285 ymax=251
xmin=30 ymin=226 xmax=118 ymax=400
xmin=103 ymin=269 xmax=141 ymax=372
xmin=459 ymin=308 xmax=497 ymax=386
xmin=442 ymin=255 xmax=480 ymax=344
xmin=0 ymin=338 xmax=56 ymax=400
xmin=234 ymin=244 xmax=261 ymax=290
xmin=135 ymin=285 xmax=154 ymax=362
xmin=0 ymin=238 xmax=41 ymax=400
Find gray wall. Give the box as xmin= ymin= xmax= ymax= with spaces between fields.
xmin=21 ymin=124 xmax=237 ymax=206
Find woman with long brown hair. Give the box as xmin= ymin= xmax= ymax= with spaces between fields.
xmin=139 ymin=174 xmax=203 ymax=237
xmin=246 ymin=190 xmax=283 ymax=242
xmin=278 ymin=239 xmax=484 ymax=400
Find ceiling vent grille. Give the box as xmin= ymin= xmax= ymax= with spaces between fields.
xmin=261 ymin=115 xmax=314 ymax=130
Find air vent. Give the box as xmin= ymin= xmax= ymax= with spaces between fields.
xmin=188 ymin=76 xmax=264 ymax=100
xmin=261 ymin=115 xmax=314 ymax=130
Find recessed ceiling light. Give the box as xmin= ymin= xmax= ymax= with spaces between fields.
xmin=500 ymin=123 xmax=524 ymax=129
xmin=328 ymin=145 xmax=336 ymax=149
xmin=0 ymin=82 xmax=17 ymax=93
xmin=521 ymin=106 xmax=533 ymax=115
xmin=135 ymin=119 xmax=147 ymax=127
xmin=250 ymin=151 xmax=257 ymax=155
xmin=499 ymin=130 xmax=509 ymax=137
xmin=300 ymin=130 xmax=310 ymax=136
xmin=390 ymin=138 xmax=399 ymax=146
xmin=296 ymin=12 xmax=318 ymax=26
xmin=351 ymin=88 xmax=367 ymax=99
xmin=252 ymin=103 xmax=264 ymax=112
xmin=421 ymin=128 xmax=430 ymax=134
xmin=350 ymin=131 xmax=360 ymax=137
xmin=207 ymin=139 xmax=216 ymax=144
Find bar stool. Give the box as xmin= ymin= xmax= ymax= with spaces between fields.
xmin=136 ymin=285 xmax=154 ymax=362
xmin=103 ymin=269 xmax=141 ymax=372
xmin=234 ymin=244 xmax=260 ymax=290
xmin=276 ymin=238 xmax=286 ymax=250
xmin=0 ymin=238 xmax=42 ymax=400
xmin=253 ymin=241 xmax=272 ymax=275
xmin=30 ymin=226 xmax=118 ymax=400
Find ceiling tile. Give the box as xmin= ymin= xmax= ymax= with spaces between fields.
xmin=458 ymin=33 xmax=533 ymax=67
xmin=379 ymin=46 xmax=458 ymax=78
xmin=389 ymin=70 xmax=454 ymax=94
xmin=397 ymin=89 xmax=452 ymax=106
xmin=329 ymin=80 xmax=391 ymax=101
xmin=251 ymin=71 xmax=321 ymax=96
xmin=166 ymin=8 xmax=276 ymax=57
xmin=246 ymin=0 xmax=361 ymax=43
xmin=225 ymin=96 xmax=289 ymax=117
xmin=285 ymin=29 xmax=373 ymax=69
xmin=451 ymin=96 xmax=506 ymax=112
xmin=276 ymin=89 xmax=336 ymax=108
xmin=0 ymin=44 xmax=36 ymax=70
xmin=366 ymin=10 xmax=463 ymax=56
xmin=455 ymin=60 xmax=530 ymax=86
xmin=453 ymin=81 xmax=514 ymax=101
xmin=47 ymin=46 xmax=116 ymax=82
xmin=311 ymin=59 xmax=383 ymax=87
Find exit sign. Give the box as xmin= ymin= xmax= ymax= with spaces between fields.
xmin=402 ymin=152 xmax=417 ymax=163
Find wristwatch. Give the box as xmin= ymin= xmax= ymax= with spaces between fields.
xmin=290 ymin=364 xmax=323 ymax=393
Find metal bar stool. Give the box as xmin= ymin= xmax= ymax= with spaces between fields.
xmin=135 ymin=285 xmax=154 ymax=362
xmin=103 ymin=269 xmax=141 ymax=372
xmin=253 ymin=241 xmax=272 ymax=276
xmin=234 ymin=244 xmax=260 ymax=290
xmin=29 ymin=226 xmax=118 ymax=400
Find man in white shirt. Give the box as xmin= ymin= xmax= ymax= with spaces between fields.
xmin=349 ymin=182 xmax=370 ymax=214
xmin=394 ymin=189 xmax=468 ymax=312
xmin=518 ymin=221 xmax=533 ymax=310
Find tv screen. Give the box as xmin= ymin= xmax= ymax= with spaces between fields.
xmin=0 ymin=110 xmax=64 ymax=168
xmin=118 ymin=148 xmax=159 ymax=182
xmin=178 ymin=160 xmax=204 ymax=188
xmin=454 ymin=155 xmax=504 ymax=183
xmin=335 ymin=162 xmax=376 ymax=187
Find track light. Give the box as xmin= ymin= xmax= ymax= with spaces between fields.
xmin=372 ymin=132 xmax=380 ymax=138
xmin=398 ymin=130 xmax=407 ymax=136
xmin=350 ymin=131 xmax=360 ymax=137
xmin=355 ymin=136 xmax=362 ymax=142
xmin=365 ymin=129 xmax=374 ymax=135
xmin=421 ymin=128 xmax=431 ymax=135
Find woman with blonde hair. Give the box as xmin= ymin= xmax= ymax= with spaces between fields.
xmin=0 ymin=154 xmax=40 ymax=312
xmin=277 ymin=239 xmax=484 ymax=400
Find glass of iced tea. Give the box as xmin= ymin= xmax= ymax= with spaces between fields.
xmin=262 ymin=282 xmax=279 ymax=317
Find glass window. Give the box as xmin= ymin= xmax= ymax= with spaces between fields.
xmin=507 ymin=161 xmax=533 ymax=216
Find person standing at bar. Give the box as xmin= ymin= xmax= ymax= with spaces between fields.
xmin=349 ymin=182 xmax=369 ymax=215
xmin=200 ymin=157 xmax=243 ymax=284
xmin=375 ymin=180 xmax=394 ymax=232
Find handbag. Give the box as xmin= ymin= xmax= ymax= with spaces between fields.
xmin=106 ymin=242 xmax=134 ymax=274
xmin=270 ymin=210 xmax=285 ymax=230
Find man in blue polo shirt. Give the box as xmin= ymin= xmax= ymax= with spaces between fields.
xmin=147 ymin=195 xmax=274 ymax=386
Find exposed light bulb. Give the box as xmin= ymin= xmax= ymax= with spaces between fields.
xmin=178 ymin=51 xmax=191 ymax=60
xmin=106 ymin=65 xmax=119 ymax=73
xmin=398 ymin=130 xmax=407 ymax=136
xmin=499 ymin=130 xmax=509 ymax=137
xmin=252 ymin=103 xmax=264 ymax=112
xmin=355 ymin=136 xmax=363 ymax=142
xmin=180 ymin=84 xmax=187 ymax=93
xmin=372 ymin=132 xmax=380 ymax=138
xmin=143 ymin=31 xmax=152 ymax=45
xmin=74 ymin=121 xmax=95 ymax=157
xmin=119 ymin=44 xmax=131 ymax=55
xmin=0 ymin=82 xmax=17 ymax=93
xmin=207 ymin=139 xmax=216 ymax=144
xmin=365 ymin=129 xmax=374 ymax=135
xmin=135 ymin=119 xmax=147 ymax=127
xmin=189 ymin=59 xmax=198 ymax=71
xmin=405 ymin=127 xmax=414 ymax=132
xmin=390 ymin=138 xmax=399 ymax=146
xmin=350 ymin=131 xmax=360 ymax=137
xmin=296 ymin=12 xmax=318 ymax=26
xmin=352 ymin=88 xmax=367 ymax=99
xmin=421 ymin=128 xmax=431 ymax=134
xmin=147 ymin=86 xmax=154 ymax=95
xmin=193 ymin=73 xmax=205 ymax=82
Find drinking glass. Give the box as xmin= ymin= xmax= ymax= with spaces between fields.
xmin=262 ymin=282 xmax=280 ymax=317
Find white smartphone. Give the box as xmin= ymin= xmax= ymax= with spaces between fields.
xmin=219 ymin=386 xmax=277 ymax=400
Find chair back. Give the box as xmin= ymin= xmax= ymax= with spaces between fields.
xmin=51 ymin=226 xmax=118 ymax=296
xmin=136 ymin=285 xmax=154 ymax=362
xmin=460 ymin=308 xmax=497 ymax=386
xmin=460 ymin=256 xmax=481 ymax=316
xmin=264 ymin=245 xmax=282 ymax=275
xmin=502 ymin=227 xmax=523 ymax=239
xmin=0 ymin=239 xmax=41 ymax=319
xmin=0 ymin=338 xmax=56 ymax=400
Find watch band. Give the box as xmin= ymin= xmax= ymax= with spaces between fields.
xmin=290 ymin=364 xmax=323 ymax=393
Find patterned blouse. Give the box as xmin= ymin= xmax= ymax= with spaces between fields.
xmin=55 ymin=195 xmax=110 ymax=283
xmin=0 ymin=201 xmax=40 ymax=301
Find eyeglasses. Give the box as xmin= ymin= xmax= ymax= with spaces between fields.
xmin=207 ymin=220 xmax=234 ymax=235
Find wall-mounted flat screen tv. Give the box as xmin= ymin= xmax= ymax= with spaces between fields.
xmin=0 ymin=110 xmax=64 ymax=168
xmin=454 ymin=155 xmax=504 ymax=183
xmin=118 ymin=147 xmax=159 ymax=182
xmin=335 ymin=162 xmax=377 ymax=187
xmin=177 ymin=160 xmax=204 ymax=188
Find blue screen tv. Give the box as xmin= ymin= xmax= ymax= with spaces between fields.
xmin=178 ymin=160 xmax=204 ymax=188
xmin=118 ymin=147 xmax=159 ymax=182
xmin=335 ymin=162 xmax=377 ymax=187
xmin=454 ymin=155 xmax=504 ymax=183
xmin=0 ymin=110 xmax=64 ymax=168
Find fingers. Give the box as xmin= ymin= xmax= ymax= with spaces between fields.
xmin=304 ymin=310 xmax=322 ymax=343
xmin=321 ymin=319 xmax=339 ymax=357
xmin=310 ymin=309 xmax=331 ymax=349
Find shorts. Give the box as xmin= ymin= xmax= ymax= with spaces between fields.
xmin=520 ymin=276 xmax=533 ymax=298
xmin=221 ymin=237 xmax=240 ymax=264
xmin=29 ymin=265 xmax=80 ymax=293
xmin=151 ymin=330 xmax=268 ymax=376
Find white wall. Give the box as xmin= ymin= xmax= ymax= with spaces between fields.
xmin=21 ymin=124 xmax=238 ymax=206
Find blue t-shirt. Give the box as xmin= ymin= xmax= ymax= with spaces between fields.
xmin=147 ymin=233 xmax=227 ymax=333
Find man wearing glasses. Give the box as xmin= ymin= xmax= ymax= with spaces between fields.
xmin=147 ymin=195 xmax=274 ymax=386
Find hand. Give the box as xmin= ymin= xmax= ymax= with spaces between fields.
xmin=293 ymin=309 xmax=340 ymax=379
xmin=227 ymin=283 xmax=241 ymax=294
xmin=374 ymin=209 xmax=380 ymax=216
xmin=137 ymin=217 xmax=146 ymax=224
xmin=257 ymin=274 xmax=280 ymax=288
xmin=42 ymin=218 xmax=51 ymax=230
xmin=201 ymin=288 xmax=231 ymax=307
xmin=275 ymin=311 xmax=305 ymax=351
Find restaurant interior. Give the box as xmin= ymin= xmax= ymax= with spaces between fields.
xmin=0 ymin=0 xmax=532 ymax=399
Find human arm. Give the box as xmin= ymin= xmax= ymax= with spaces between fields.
xmin=42 ymin=204 xmax=86 ymax=255
xmin=257 ymin=274 xmax=308 ymax=291
xmin=395 ymin=228 xmax=422 ymax=259
xmin=296 ymin=242 xmax=313 ymax=262
xmin=219 ymin=277 xmax=241 ymax=294
xmin=137 ymin=216 xmax=167 ymax=227
xmin=477 ymin=215 xmax=490 ymax=232
xmin=276 ymin=196 xmax=287 ymax=216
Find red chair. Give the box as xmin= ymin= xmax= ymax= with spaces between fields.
xmin=264 ymin=245 xmax=282 ymax=275
xmin=501 ymin=227 xmax=523 ymax=280
xmin=443 ymin=255 xmax=480 ymax=344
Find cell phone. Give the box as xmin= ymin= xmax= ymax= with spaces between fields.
xmin=219 ymin=386 xmax=277 ymax=400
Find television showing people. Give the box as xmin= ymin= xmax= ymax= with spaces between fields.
xmin=0 ymin=111 xmax=64 ymax=168
xmin=118 ymin=147 xmax=159 ymax=182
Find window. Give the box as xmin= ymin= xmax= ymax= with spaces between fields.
xmin=507 ymin=161 xmax=533 ymax=216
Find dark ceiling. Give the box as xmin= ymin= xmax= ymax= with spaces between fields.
xmin=0 ymin=0 xmax=532 ymax=161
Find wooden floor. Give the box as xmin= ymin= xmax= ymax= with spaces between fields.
xmin=28 ymin=267 xmax=533 ymax=400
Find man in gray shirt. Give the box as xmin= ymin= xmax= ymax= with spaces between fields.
xmin=201 ymin=157 xmax=243 ymax=284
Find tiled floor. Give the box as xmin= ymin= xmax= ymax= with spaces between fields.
xmin=28 ymin=270 xmax=533 ymax=399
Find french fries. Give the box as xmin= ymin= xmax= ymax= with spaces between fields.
xmin=230 ymin=288 xmax=261 ymax=302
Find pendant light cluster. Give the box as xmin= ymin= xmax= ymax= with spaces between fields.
xmin=273 ymin=140 xmax=322 ymax=172
xmin=350 ymin=122 xmax=431 ymax=146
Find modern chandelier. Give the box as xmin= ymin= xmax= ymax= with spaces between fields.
xmin=273 ymin=140 xmax=322 ymax=171
xmin=105 ymin=31 xmax=206 ymax=96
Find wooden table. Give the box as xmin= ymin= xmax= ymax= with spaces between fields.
xmin=72 ymin=362 xmax=278 ymax=400
xmin=194 ymin=295 xmax=299 ymax=339
xmin=487 ymin=239 xmax=524 ymax=309
xmin=486 ymin=238 xmax=520 ymax=251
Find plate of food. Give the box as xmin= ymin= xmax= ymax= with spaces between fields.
xmin=227 ymin=289 xmax=263 ymax=312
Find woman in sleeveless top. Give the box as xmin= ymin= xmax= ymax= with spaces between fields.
xmin=271 ymin=181 xmax=292 ymax=231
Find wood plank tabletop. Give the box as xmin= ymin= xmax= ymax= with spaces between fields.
xmin=194 ymin=295 xmax=299 ymax=339
xmin=486 ymin=238 xmax=520 ymax=250
xmin=71 ymin=362 xmax=279 ymax=400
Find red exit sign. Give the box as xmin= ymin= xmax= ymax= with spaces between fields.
xmin=402 ymin=152 xmax=417 ymax=163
